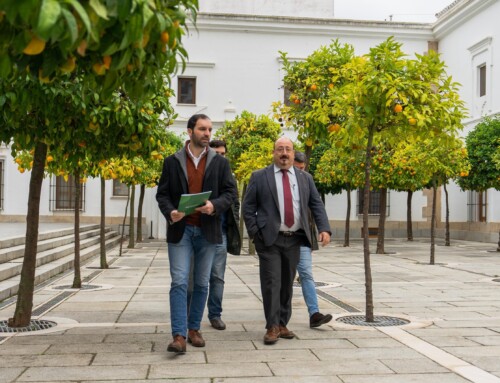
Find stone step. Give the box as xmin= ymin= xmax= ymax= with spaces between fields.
xmin=0 ymin=227 xmax=112 ymax=265
xmin=0 ymin=233 xmax=121 ymax=302
xmin=0 ymin=224 xmax=100 ymax=250
xmin=0 ymin=230 xmax=118 ymax=283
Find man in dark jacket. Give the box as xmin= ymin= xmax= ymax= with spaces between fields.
xmin=243 ymin=137 xmax=331 ymax=345
xmin=205 ymin=140 xmax=241 ymax=331
xmin=156 ymin=114 xmax=237 ymax=353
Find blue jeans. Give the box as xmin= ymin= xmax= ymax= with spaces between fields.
xmin=207 ymin=233 xmax=227 ymax=320
xmin=167 ymin=225 xmax=216 ymax=337
xmin=296 ymin=245 xmax=319 ymax=316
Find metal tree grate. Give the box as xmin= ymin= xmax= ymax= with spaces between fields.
xmin=336 ymin=315 xmax=410 ymax=327
xmin=0 ymin=319 xmax=57 ymax=333
xmin=293 ymin=281 xmax=330 ymax=288
xmin=53 ymin=284 xmax=101 ymax=290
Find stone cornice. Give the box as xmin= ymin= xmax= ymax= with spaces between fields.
xmin=193 ymin=13 xmax=434 ymax=41
xmin=432 ymin=0 xmax=497 ymax=39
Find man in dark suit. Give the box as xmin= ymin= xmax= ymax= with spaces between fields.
xmin=156 ymin=114 xmax=237 ymax=353
xmin=243 ymin=137 xmax=331 ymax=345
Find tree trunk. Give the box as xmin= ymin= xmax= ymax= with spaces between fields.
xmin=136 ymin=184 xmax=145 ymax=243
xmin=497 ymin=230 xmax=500 ymax=252
xmin=119 ymin=186 xmax=130 ymax=256
xmin=430 ymin=177 xmax=437 ymax=265
xmin=407 ymin=190 xmax=413 ymax=241
xmin=363 ymin=129 xmax=375 ymax=322
xmin=444 ymin=182 xmax=450 ymax=246
xmin=344 ymin=187 xmax=351 ymax=247
xmin=128 ymin=185 xmax=135 ymax=249
xmin=376 ymin=188 xmax=387 ymax=254
xmin=72 ymin=169 xmax=82 ymax=288
xmin=8 ymin=141 xmax=47 ymax=327
xmin=100 ymin=177 xmax=108 ymax=269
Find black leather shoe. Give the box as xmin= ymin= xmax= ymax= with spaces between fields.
xmin=210 ymin=317 xmax=226 ymax=330
xmin=310 ymin=312 xmax=333 ymax=328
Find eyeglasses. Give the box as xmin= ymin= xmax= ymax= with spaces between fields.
xmin=275 ymin=147 xmax=293 ymax=153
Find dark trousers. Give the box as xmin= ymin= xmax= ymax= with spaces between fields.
xmin=254 ymin=233 xmax=302 ymax=329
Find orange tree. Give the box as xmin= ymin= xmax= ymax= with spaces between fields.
xmin=0 ymin=1 xmax=197 ymax=98
xmin=307 ymin=37 xmax=467 ymax=322
xmin=457 ymin=117 xmax=500 ymax=251
xmin=214 ymin=111 xmax=281 ymax=253
xmin=0 ymin=1 xmax=195 ymax=326
xmin=274 ymin=40 xmax=354 ymax=161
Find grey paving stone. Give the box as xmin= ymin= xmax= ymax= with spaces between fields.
xmin=0 ymin=354 xmax=93 ymax=368
xmin=206 ymin=349 xmax=319 ymax=363
xmin=313 ymin=347 xmax=423 ymax=361
xmin=0 ymin=367 xmax=25 ymax=383
xmin=44 ymin=342 xmax=153 ymax=354
xmin=380 ymin=358 xmax=449 ymax=373
xmin=268 ymin=360 xmax=393 ymax=376
xmin=16 ymin=365 xmax=148 ymax=382
xmin=149 ymin=362 xmax=273 ymax=379
xmin=6 ymin=334 xmax=105 ymax=345
xmin=339 ymin=373 xmax=472 ymax=382
xmin=0 ymin=344 xmax=50 ymax=355
xmin=92 ymin=350 xmax=205 ymax=365
xmin=215 ymin=378 xmax=342 ymax=383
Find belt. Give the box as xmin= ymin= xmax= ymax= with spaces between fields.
xmin=278 ymin=230 xmax=304 ymax=237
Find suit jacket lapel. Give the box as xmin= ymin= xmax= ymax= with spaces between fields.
xmin=265 ymin=165 xmax=280 ymax=210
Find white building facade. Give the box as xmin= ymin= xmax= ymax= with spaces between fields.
xmin=1 ymin=0 xmax=498 ymax=242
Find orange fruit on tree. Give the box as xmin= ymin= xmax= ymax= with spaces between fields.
xmin=305 ymin=138 xmax=313 ymax=147
xmin=328 ymin=83 xmax=334 ymax=90
xmin=328 ymin=123 xmax=341 ymax=133
xmin=103 ymin=55 xmax=112 ymax=69
xmin=293 ymin=98 xmax=300 ymax=104
xmin=408 ymin=117 xmax=417 ymax=125
xmin=23 ymin=35 xmax=46 ymax=55
xmin=60 ymin=56 xmax=76 ymax=73
xmin=310 ymin=84 xmax=317 ymax=91
xmin=393 ymin=104 xmax=403 ymax=113
xmin=46 ymin=155 xmax=54 ymax=163
xmin=92 ymin=62 xmax=106 ymax=75
xmin=161 ymin=31 xmax=169 ymax=43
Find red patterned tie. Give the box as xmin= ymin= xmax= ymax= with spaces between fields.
xmin=281 ymin=169 xmax=294 ymax=228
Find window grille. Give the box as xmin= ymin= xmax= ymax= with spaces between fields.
xmin=467 ymin=190 xmax=487 ymax=222
xmin=113 ymin=179 xmax=129 ymax=197
xmin=177 ymin=77 xmax=196 ymax=104
xmin=357 ymin=189 xmax=390 ymax=216
xmin=479 ymin=64 xmax=486 ymax=97
xmin=49 ymin=175 xmax=85 ymax=211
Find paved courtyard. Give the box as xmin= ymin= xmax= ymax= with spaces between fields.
xmin=1 ymin=234 xmax=500 ymax=383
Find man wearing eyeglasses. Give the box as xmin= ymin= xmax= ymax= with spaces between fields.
xmin=243 ymin=137 xmax=331 ymax=345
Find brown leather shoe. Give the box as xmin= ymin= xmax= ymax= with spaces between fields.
xmin=187 ymin=329 xmax=205 ymax=347
xmin=167 ymin=335 xmax=186 ymax=353
xmin=279 ymin=325 xmax=295 ymax=339
xmin=263 ymin=326 xmax=280 ymax=345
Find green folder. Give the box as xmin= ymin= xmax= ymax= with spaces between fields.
xmin=177 ymin=191 xmax=212 ymax=215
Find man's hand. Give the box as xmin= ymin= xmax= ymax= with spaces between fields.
xmin=318 ymin=232 xmax=331 ymax=247
xmin=195 ymin=200 xmax=215 ymax=215
xmin=170 ymin=210 xmax=185 ymax=223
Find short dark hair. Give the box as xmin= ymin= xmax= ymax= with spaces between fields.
xmin=187 ymin=114 xmax=210 ymax=130
xmin=294 ymin=151 xmax=306 ymax=163
xmin=209 ymin=140 xmax=227 ymax=150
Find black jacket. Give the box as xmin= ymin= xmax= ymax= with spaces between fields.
xmin=156 ymin=147 xmax=238 ymax=244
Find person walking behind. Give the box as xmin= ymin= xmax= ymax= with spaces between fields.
xmin=204 ymin=140 xmax=241 ymax=330
xmin=156 ymin=114 xmax=237 ymax=353
xmin=243 ymin=137 xmax=331 ymax=345
xmin=293 ymin=151 xmax=333 ymax=328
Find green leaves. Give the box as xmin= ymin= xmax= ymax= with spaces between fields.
xmin=37 ymin=0 xmax=62 ymax=39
